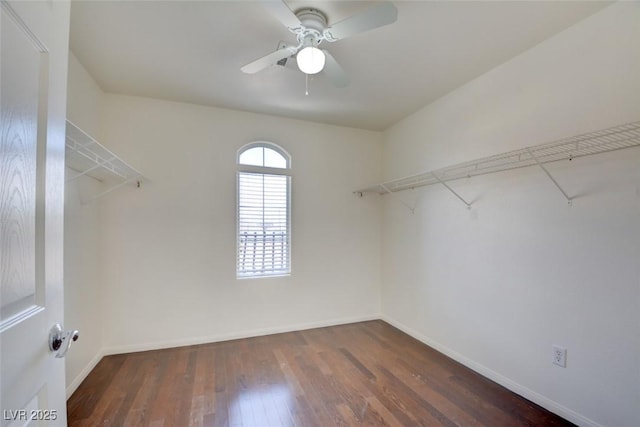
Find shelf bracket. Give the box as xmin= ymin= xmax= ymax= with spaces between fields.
xmin=526 ymin=148 xmax=572 ymax=205
xmin=81 ymin=175 xmax=142 ymax=204
xmin=431 ymin=173 xmax=471 ymax=209
xmin=380 ymin=184 xmax=416 ymax=214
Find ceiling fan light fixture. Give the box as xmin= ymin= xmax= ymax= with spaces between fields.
xmin=296 ymin=46 xmax=325 ymax=74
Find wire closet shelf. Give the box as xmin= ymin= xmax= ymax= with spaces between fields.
xmin=354 ymin=121 xmax=640 ymax=207
xmin=65 ymin=120 xmax=143 ymax=202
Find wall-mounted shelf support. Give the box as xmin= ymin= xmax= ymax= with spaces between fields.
xmin=354 ymin=121 xmax=640 ymax=210
xmin=65 ymin=120 xmax=143 ymax=203
xmin=525 ymin=147 xmax=572 ymax=205
xmin=381 ymin=184 xmax=416 ymax=214
xmin=432 ymin=172 xmax=472 ymax=209
xmin=82 ymin=175 xmax=142 ymax=203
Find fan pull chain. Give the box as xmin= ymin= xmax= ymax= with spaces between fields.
xmin=305 ymin=73 xmax=309 ymax=96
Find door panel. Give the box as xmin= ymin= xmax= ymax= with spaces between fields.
xmin=1 ymin=0 xmax=44 ymax=325
xmin=1 ymin=1 xmax=70 ymax=425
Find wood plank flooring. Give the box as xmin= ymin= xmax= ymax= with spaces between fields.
xmin=67 ymin=320 xmax=574 ymax=426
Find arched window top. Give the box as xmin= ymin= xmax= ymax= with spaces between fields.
xmin=238 ymin=142 xmax=290 ymax=169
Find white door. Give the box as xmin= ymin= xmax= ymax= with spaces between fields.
xmin=1 ymin=0 xmax=70 ymax=425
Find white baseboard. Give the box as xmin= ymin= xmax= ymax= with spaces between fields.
xmin=380 ymin=314 xmax=603 ymax=427
xmin=101 ymin=313 xmax=380 ymax=356
xmin=66 ymin=349 xmax=105 ymax=399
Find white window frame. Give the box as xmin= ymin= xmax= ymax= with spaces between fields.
xmin=236 ymin=142 xmax=291 ymax=279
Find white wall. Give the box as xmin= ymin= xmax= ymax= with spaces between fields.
xmin=381 ymin=3 xmax=640 ymax=427
xmin=97 ymin=94 xmax=382 ymax=352
xmin=64 ymin=53 xmax=106 ymax=396
xmin=66 ymin=53 xmax=103 ymax=139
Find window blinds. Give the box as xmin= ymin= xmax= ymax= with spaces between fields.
xmin=237 ymin=172 xmax=290 ymax=277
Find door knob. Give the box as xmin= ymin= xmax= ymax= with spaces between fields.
xmin=49 ymin=323 xmax=79 ymax=358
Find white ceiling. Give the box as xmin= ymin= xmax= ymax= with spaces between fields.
xmin=70 ymin=1 xmax=610 ymax=131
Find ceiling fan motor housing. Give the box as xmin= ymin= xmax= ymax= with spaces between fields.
xmin=294 ymin=8 xmax=327 ymax=47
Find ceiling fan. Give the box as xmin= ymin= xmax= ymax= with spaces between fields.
xmin=241 ymin=1 xmax=398 ymax=87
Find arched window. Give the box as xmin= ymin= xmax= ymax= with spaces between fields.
xmin=237 ymin=142 xmax=291 ymax=278
xmin=238 ymin=143 xmax=290 ymax=169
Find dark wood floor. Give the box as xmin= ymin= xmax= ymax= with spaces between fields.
xmin=67 ymin=320 xmax=574 ymax=426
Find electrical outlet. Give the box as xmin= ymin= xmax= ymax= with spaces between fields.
xmin=552 ymin=345 xmax=567 ymax=367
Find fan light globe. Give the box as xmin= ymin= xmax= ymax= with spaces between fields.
xmin=296 ymin=46 xmax=325 ymax=74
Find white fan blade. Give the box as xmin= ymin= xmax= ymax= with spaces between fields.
xmin=241 ymin=46 xmax=297 ymax=74
xmin=323 ymin=2 xmax=398 ymax=42
xmin=261 ymin=0 xmax=302 ymax=31
xmin=322 ymin=50 xmax=349 ymax=87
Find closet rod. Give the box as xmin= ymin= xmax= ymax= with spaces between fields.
xmin=354 ymin=120 xmax=640 ymax=208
